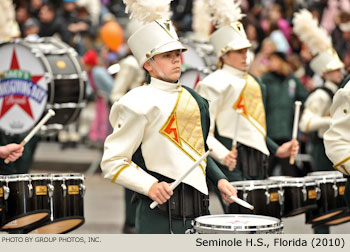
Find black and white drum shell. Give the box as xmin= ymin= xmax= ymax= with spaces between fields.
xmin=27 ymin=173 xmax=85 ymax=234
xmin=1 ymin=174 xmax=51 ymax=230
xmin=305 ymin=171 xmax=349 ymax=225
xmin=268 ymin=176 xmax=317 ymax=217
xmin=228 ymin=180 xmax=283 ymax=219
xmin=191 ymin=214 xmax=283 ymax=234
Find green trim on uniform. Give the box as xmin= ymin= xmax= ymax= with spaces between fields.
xmin=340 ymin=74 xmax=350 ymax=89
xmin=130 ymin=86 xmax=227 ymax=234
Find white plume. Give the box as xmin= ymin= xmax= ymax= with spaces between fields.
xmin=192 ymin=0 xmax=211 ymax=40
xmin=0 ymin=0 xmax=20 ymax=43
xmin=292 ymin=9 xmax=332 ymax=56
xmin=209 ymin=0 xmax=245 ymax=28
xmin=123 ymin=0 xmax=173 ymax=24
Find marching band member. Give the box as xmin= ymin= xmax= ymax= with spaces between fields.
xmin=195 ymin=0 xmax=298 ymax=185
xmin=324 ymin=75 xmax=350 ymax=216
xmin=101 ymin=0 xmax=237 ymax=234
xmin=294 ymin=9 xmax=346 ymax=234
xmin=109 ymin=19 xmax=146 ymax=234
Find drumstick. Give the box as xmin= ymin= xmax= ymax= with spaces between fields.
xmin=230 ymin=195 xmax=254 ymax=210
xmin=230 ymin=109 xmax=242 ymax=171
xmin=4 ymin=109 xmax=55 ymax=164
xmin=289 ymin=101 xmax=302 ymax=165
xmin=150 ymin=149 xmax=212 ymax=209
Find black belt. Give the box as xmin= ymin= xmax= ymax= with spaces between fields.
xmin=156 ymin=182 xmax=209 ymax=219
xmin=237 ymin=143 xmax=269 ymax=179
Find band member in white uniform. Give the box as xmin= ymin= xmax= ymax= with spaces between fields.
xmin=101 ymin=0 xmax=237 ymax=234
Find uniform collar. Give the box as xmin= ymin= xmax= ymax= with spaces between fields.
xmin=324 ymin=80 xmax=339 ymax=94
xmin=148 ymin=77 xmax=181 ymax=92
xmin=222 ymin=64 xmax=247 ymax=78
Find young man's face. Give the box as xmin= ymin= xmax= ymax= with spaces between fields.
xmin=223 ymin=48 xmax=249 ymax=72
xmin=324 ymin=69 xmax=343 ymax=85
xmin=144 ymin=50 xmax=182 ymax=82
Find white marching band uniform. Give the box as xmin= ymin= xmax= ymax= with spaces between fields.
xmin=324 ymin=79 xmax=350 ymax=176
xmin=109 ymin=55 xmax=145 ymax=103
xmin=101 ymin=78 xmax=209 ymax=196
xmin=299 ymin=80 xmax=338 ymax=138
xmin=196 ymin=64 xmax=269 ymax=166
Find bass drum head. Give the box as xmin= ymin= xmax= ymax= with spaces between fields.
xmin=0 ymin=40 xmax=49 ymax=135
xmin=192 ymin=214 xmax=283 ymax=234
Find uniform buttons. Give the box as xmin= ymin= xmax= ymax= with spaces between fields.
xmin=344 ymin=109 xmax=347 ymax=114
xmin=118 ymin=124 xmax=122 ymax=128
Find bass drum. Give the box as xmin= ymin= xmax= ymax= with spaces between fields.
xmin=0 ymin=37 xmax=87 ymax=135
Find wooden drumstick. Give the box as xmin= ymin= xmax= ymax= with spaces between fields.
xmin=150 ymin=149 xmax=212 ymax=209
xmin=4 ymin=109 xmax=55 ymax=164
xmin=230 ymin=195 xmax=254 ymax=210
xmin=229 ymin=109 xmax=242 ymax=171
xmin=289 ymin=101 xmax=302 ymax=165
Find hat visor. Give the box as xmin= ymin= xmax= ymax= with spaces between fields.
xmin=141 ymin=41 xmax=187 ymax=66
xmin=325 ymin=59 xmax=345 ymax=73
xmin=218 ymin=39 xmax=252 ymax=58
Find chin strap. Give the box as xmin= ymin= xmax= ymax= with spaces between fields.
xmin=149 ymin=58 xmax=170 ymax=82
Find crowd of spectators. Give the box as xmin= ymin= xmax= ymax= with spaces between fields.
xmin=8 ymin=0 xmax=350 ymax=175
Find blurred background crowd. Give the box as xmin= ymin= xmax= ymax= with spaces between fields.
xmin=2 ymin=0 xmax=350 ymax=177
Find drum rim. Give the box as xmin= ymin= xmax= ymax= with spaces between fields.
xmin=193 ymin=214 xmax=283 ymax=231
xmin=49 ymin=173 xmax=85 ymax=180
xmin=230 ymin=180 xmax=280 ymax=190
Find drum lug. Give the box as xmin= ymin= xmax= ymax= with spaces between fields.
xmin=278 ymin=188 xmax=284 ymax=205
xmin=3 ymin=185 xmax=10 ymax=200
xmin=315 ymin=186 xmax=321 ymax=200
xmin=79 ymin=183 xmax=86 ymax=197
xmin=333 ymin=182 xmax=338 ymax=198
xmin=243 ymin=190 xmax=248 ymax=202
xmin=28 ymin=183 xmax=33 ymax=198
xmin=48 ymin=183 xmax=54 ymax=198
xmin=61 ymin=184 xmax=67 ymax=197
xmin=302 ymin=186 xmax=307 ymax=202
xmin=265 ymin=189 xmax=270 ymax=205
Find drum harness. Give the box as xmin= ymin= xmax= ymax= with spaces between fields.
xmin=132 ymin=172 xmax=209 ymax=234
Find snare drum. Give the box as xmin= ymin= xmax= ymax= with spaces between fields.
xmin=228 ymin=180 xmax=283 ymax=218
xmin=305 ymin=171 xmax=349 ymax=225
xmin=268 ymin=176 xmax=317 ymax=217
xmin=27 ymin=173 xmax=85 ymax=234
xmin=191 ymin=214 xmax=283 ymax=234
xmin=0 ymin=37 xmax=86 ymax=135
xmin=1 ymin=174 xmax=51 ymax=230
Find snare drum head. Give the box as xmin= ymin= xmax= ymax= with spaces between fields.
xmin=0 ymin=41 xmax=49 ymax=134
xmin=307 ymin=171 xmax=343 ymax=179
xmin=230 ymin=180 xmax=278 ymax=189
xmin=194 ymin=214 xmax=282 ymax=232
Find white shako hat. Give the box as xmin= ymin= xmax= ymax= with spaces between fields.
xmin=208 ymin=0 xmax=251 ymax=58
xmin=310 ymin=49 xmax=344 ymax=76
xmin=124 ymin=0 xmax=186 ymax=67
xmin=293 ymin=9 xmax=344 ymax=76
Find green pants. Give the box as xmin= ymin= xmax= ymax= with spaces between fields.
xmin=124 ymin=188 xmax=136 ymax=226
xmin=135 ymin=197 xmax=195 ymax=234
